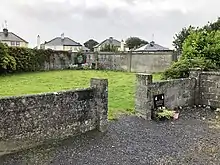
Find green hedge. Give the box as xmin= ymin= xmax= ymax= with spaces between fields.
xmin=0 ymin=43 xmax=72 ymax=74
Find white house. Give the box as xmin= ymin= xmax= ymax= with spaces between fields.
xmin=0 ymin=28 xmax=28 ymax=47
xmin=38 ymin=34 xmax=83 ymax=52
xmin=94 ymin=37 xmax=129 ymax=52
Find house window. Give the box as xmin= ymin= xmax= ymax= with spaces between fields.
xmin=11 ymin=41 xmax=15 ymax=46
xmin=16 ymin=42 xmax=20 ymax=46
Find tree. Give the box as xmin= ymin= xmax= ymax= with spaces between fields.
xmin=163 ymin=30 xmax=220 ymax=79
xmin=173 ymin=17 xmax=220 ymax=55
xmin=172 ymin=25 xmax=195 ymax=54
xmin=125 ymin=37 xmax=148 ymax=50
xmin=84 ymin=39 xmax=99 ymax=51
xmin=203 ymin=17 xmax=220 ymax=32
xmin=181 ymin=30 xmax=220 ymax=66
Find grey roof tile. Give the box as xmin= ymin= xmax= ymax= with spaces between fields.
xmin=94 ymin=37 xmax=121 ymax=48
xmin=0 ymin=32 xmax=28 ymax=43
xmin=135 ymin=41 xmax=171 ymax=51
xmin=45 ymin=37 xmax=82 ymax=46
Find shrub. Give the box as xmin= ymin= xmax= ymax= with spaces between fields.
xmin=0 ymin=43 xmax=16 ymax=73
xmin=163 ymin=30 xmax=220 ymax=79
xmin=0 ymin=44 xmax=72 ymax=74
xmin=162 ymin=57 xmax=217 ymax=79
xmin=74 ymin=50 xmax=87 ymax=65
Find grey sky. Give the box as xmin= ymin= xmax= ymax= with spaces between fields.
xmin=0 ymin=0 xmax=219 ymax=48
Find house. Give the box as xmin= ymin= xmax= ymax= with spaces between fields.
xmin=134 ymin=41 xmax=172 ymax=52
xmin=0 ymin=28 xmax=28 ymax=47
xmin=38 ymin=34 xmax=82 ymax=52
xmin=94 ymin=37 xmax=129 ymax=52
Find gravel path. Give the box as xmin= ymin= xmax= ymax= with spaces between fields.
xmin=1 ymin=107 xmax=220 ymax=165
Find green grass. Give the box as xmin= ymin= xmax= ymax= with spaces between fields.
xmin=0 ymin=70 xmax=161 ymax=119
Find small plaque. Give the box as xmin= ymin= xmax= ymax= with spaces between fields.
xmin=153 ymin=94 xmax=165 ymax=109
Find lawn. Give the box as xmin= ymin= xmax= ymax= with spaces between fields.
xmin=0 ymin=70 xmax=161 ymax=119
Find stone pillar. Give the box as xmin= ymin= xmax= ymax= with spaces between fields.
xmin=189 ymin=68 xmax=202 ymax=105
xmin=127 ymin=51 xmax=132 ymax=72
xmin=90 ymin=78 xmax=108 ymax=132
xmin=135 ymin=73 xmax=153 ymax=120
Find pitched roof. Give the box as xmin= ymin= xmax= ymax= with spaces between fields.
xmin=0 ymin=31 xmax=28 ymax=43
xmin=135 ymin=41 xmax=171 ymax=52
xmin=45 ymin=37 xmax=82 ymax=46
xmin=94 ymin=37 xmax=121 ymax=48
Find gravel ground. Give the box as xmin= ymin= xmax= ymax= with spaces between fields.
xmin=1 ymin=107 xmax=220 ymax=165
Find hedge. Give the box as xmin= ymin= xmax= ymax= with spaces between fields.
xmin=0 ymin=43 xmax=72 ymax=74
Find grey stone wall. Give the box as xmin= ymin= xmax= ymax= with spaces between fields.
xmin=0 ymin=78 xmax=108 ymax=156
xmin=44 ymin=51 xmax=74 ymax=70
xmin=41 ymin=51 xmax=174 ymax=73
xmin=88 ymin=51 xmax=174 ymax=73
xmin=131 ymin=52 xmax=173 ymax=73
xmin=135 ymin=70 xmax=220 ymax=120
xmin=135 ymin=73 xmax=196 ymax=119
xmin=199 ymin=72 xmax=220 ymax=108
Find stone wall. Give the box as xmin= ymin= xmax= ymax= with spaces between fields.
xmin=131 ymin=52 xmax=173 ymax=73
xmin=0 ymin=78 xmax=108 ymax=156
xmin=44 ymin=51 xmax=74 ymax=70
xmin=39 ymin=51 xmax=174 ymax=73
xmin=88 ymin=51 xmax=174 ymax=73
xmin=199 ymin=71 xmax=220 ymax=108
xmin=135 ymin=70 xmax=220 ymax=120
xmin=135 ymin=74 xmax=196 ymax=119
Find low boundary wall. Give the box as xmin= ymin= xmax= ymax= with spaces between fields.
xmin=0 ymin=78 xmax=108 ymax=155
xmin=135 ymin=69 xmax=220 ymax=119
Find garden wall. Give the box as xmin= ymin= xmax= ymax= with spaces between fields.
xmin=0 ymin=78 xmax=108 ymax=156
xmin=192 ymin=69 xmax=220 ymax=108
xmin=88 ymin=51 xmax=175 ymax=73
xmin=135 ymin=74 xmax=196 ymax=119
xmin=135 ymin=69 xmax=220 ymax=120
xmin=43 ymin=51 xmax=74 ymax=70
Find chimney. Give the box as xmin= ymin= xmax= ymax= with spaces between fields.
xmin=150 ymin=41 xmax=155 ymax=47
xmin=3 ymin=28 xmax=8 ymax=37
xmin=37 ymin=35 xmax=41 ymax=49
xmin=109 ymin=37 xmax=113 ymax=44
xmin=120 ymin=40 xmax=125 ymax=51
xmin=61 ymin=33 xmax=65 ymax=40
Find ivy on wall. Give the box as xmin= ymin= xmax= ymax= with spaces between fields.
xmin=74 ymin=50 xmax=87 ymax=65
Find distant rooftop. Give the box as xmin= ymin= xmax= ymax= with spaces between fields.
xmin=45 ymin=37 xmax=82 ymax=46
xmin=0 ymin=28 xmax=28 ymax=43
xmin=135 ymin=41 xmax=171 ymax=52
xmin=94 ymin=37 xmax=121 ymax=48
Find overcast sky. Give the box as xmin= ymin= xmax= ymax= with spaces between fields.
xmin=0 ymin=0 xmax=219 ymax=48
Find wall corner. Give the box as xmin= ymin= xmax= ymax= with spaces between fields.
xmin=135 ymin=73 xmax=153 ymax=120
xmin=90 ymin=78 xmax=108 ymax=132
xmin=189 ymin=68 xmax=202 ymax=105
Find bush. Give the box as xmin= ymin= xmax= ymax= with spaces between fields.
xmin=163 ymin=30 xmax=220 ymax=79
xmin=0 ymin=43 xmax=72 ymax=74
xmin=0 ymin=43 xmax=16 ymax=73
xmin=74 ymin=50 xmax=87 ymax=65
xmin=162 ymin=57 xmax=217 ymax=79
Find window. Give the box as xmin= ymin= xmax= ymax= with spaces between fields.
xmin=11 ymin=41 xmax=15 ymax=46
xmin=16 ymin=42 xmax=20 ymax=46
